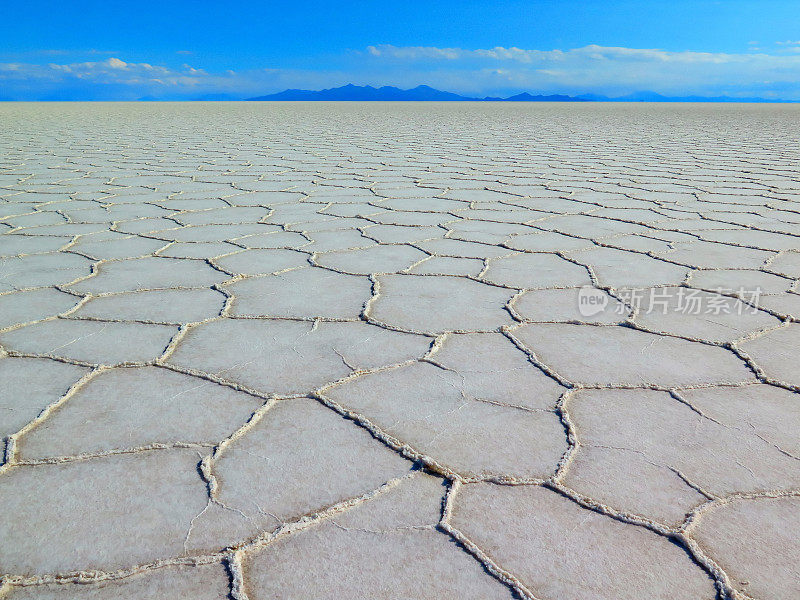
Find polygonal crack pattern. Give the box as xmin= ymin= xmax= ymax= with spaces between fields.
xmin=0 ymin=102 xmax=798 ymax=599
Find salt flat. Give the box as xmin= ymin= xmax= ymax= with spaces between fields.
xmin=0 ymin=102 xmax=799 ymax=599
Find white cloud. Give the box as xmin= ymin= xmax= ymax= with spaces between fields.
xmin=367 ymin=43 xmax=781 ymax=65
xmin=44 ymin=57 xmax=169 ymax=77
xmin=367 ymin=44 xmax=562 ymax=62
xmin=363 ymin=44 xmax=800 ymax=98
xmin=0 ymin=57 xmax=246 ymax=99
xmin=3 ymin=57 xmax=209 ymax=85
xmin=367 ymin=45 xmax=463 ymax=60
xmin=107 ymin=57 xmax=128 ymax=69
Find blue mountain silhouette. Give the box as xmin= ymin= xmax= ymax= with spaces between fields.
xmin=247 ymin=84 xmax=792 ymax=103
xmin=247 ymin=84 xmax=585 ymax=101
xmin=248 ymin=84 xmax=473 ymax=101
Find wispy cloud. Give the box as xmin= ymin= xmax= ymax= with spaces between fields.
xmin=0 ymin=56 xmax=374 ymax=100
xmin=775 ymin=40 xmax=800 ymax=54
xmin=367 ymin=43 xmax=794 ymax=65
xmin=367 ymin=45 xmax=464 ymax=60
xmin=364 ymin=44 xmax=800 ymax=98
xmin=2 ymin=57 xmax=195 ymax=82
xmin=0 ymin=57 xmax=240 ymax=99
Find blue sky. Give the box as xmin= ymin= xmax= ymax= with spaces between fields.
xmin=2 ymin=0 xmax=800 ymax=100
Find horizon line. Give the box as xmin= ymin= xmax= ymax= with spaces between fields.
xmin=3 ymin=83 xmax=800 ymax=104
xmin=3 ymin=99 xmax=800 ymax=104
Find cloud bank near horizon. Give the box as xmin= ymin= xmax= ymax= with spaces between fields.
xmin=4 ymin=43 xmax=800 ymax=101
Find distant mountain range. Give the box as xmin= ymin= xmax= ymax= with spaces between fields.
xmin=247 ymin=84 xmax=585 ymax=102
xmin=246 ymin=83 xmax=794 ymax=103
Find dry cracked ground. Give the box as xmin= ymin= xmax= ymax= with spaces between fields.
xmin=0 ymin=102 xmax=799 ymax=600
